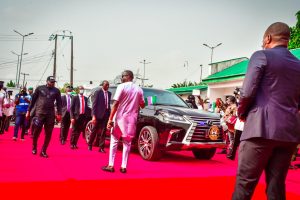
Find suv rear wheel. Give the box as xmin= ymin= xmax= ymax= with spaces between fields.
xmin=138 ymin=126 xmax=162 ymax=161
xmin=192 ymin=148 xmax=216 ymax=160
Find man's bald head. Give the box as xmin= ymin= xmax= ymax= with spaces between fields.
xmin=263 ymin=22 xmax=290 ymax=49
xmin=264 ymin=22 xmax=290 ymax=41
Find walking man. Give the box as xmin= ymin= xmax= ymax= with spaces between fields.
xmin=70 ymin=86 xmax=89 ymax=149
xmin=88 ymin=80 xmax=111 ymax=152
xmin=102 ymin=70 xmax=145 ymax=173
xmin=232 ymin=22 xmax=300 ymax=200
xmin=26 ymin=76 xmax=62 ymax=158
xmin=13 ymin=87 xmax=31 ymax=141
xmin=60 ymin=85 xmax=73 ymax=144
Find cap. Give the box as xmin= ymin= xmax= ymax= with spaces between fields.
xmin=66 ymin=85 xmax=73 ymax=89
xmin=28 ymin=87 xmax=33 ymax=90
xmin=46 ymin=76 xmax=56 ymax=82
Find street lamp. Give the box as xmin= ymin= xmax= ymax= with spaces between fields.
xmin=139 ymin=59 xmax=151 ymax=87
xmin=11 ymin=51 xmax=28 ymax=88
xmin=13 ymin=30 xmax=34 ymax=87
xmin=203 ymin=43 xmax=222 ymax=65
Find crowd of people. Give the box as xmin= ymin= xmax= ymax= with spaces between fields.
xmin=0 ymin=70 xmax=145 ymax=173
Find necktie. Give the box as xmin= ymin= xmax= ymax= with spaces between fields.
xmin=104 ymin=91 xmax=108 ymax=109
xmin=67 ymin=96 xmax=70 ymax=112
xmin=81 ymin=95 xmax=84 ymax=114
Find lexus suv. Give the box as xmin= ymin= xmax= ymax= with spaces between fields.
xmin=85 ymin=86 xmax=226 ymax=161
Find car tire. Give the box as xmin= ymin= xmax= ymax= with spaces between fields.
xmin=192 ymin=148 xmax=216 ymax=160
xmin=138 ymin=126 xmax=162 ymax=161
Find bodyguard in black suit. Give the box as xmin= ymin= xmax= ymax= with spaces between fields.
xmin=88 ymin=80 xmax=111 ymax=152
xmin=232 ymin=22 xmax=300 ymax=200
xmin=60 ymin=85 xmax=73 ymax=145
xmin=70 ymin=86 xmax=89 ymax=149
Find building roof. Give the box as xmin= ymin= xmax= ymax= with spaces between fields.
xmin=203 ymin=48 xmax=300 ymax=84
xmin=167 ymin=85 xmax=208 ymax=94
xmin=209 ymin=57 xmax=248 ymax=65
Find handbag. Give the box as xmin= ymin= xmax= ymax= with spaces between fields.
xmin=227 ymin=116 xmax=237 ymax=125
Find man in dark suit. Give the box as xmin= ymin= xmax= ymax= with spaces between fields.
xmin=70 ymin=86 xmax=89 ymax=149
xmin=60 ymin=85 xmax=73 ymax=145
xmin=88 ymin=80 xmax=111 ymax=153
xmin=232 ymin=22 xmax=300 ymax=200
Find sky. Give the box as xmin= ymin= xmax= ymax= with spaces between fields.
xmin=0 ymin=0 xmax=299 ymax=89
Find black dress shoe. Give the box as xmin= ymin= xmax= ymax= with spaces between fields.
xmin=120 ymin=168 xmax=127 ymax=173
xmin=32 ymin=149 xmax=37 ymax=155
xmin=88 ymin=145 xmax=92 ymax=151
xmin=99 ymin=148 xmax=106 ymax=153
xmin=102 ymin=165 xmax=115 ymax=173
xmin=40 ymin=152 xmax=49 ymax=158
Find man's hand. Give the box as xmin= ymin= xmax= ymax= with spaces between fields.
xmin=92 ymin=116 xmax=97 ymax=124
xmin=71 ymin=119 xmax=75 ymax=125
xmin=107 ymin=119 xmax=114 ymax=129
xmin=25 ymin=111 xmax=30 ymax=120
xmin=56 ymin=115 xmax=62 ymax=122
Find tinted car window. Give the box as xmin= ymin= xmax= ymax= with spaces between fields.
xmin=143 ymin=88 xmax=188 ymax=108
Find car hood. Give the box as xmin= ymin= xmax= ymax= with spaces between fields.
xmin=154 ymin=105 xmax=220 ymax=119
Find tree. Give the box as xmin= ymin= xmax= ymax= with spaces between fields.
xmin=6 ymin=80 xmax=16 ymax=87
xmin=289 ymin=10 xmax=300 ymax=49
xmin=171 ymin=80 xmax=205 ymax=88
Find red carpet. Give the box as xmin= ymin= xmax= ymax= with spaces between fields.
xmin=0 ymin=126 xmax=300 ymax=199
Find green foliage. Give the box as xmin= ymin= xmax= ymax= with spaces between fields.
xmin=6 ymin=80 xmax=16 ymax=87
xmin=171 ymin=80 xmax=204 ymax=88
xmin=289 ymin=11 xmax=300 ymax=49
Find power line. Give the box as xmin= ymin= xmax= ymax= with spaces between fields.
xmin=37 ymin=54 xmax=54 ymax=86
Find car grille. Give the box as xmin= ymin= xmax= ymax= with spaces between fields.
xmin=186 ymin=116 xmax=222 ymax=142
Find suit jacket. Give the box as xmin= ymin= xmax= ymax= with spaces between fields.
xmin=61 ymin=95 xmax=73 ymax=118
xmin=70 ymin=94 xmax=89 ymax=120
xmin=238 ymin=46 xmax=300 ymax=143
xmin=92 ymin=89 xmax=111 ymax=120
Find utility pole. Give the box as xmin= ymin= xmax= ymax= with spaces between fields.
xmin=21 ymin=72 xmax=29 ymax=87
xmin=49 ymin=31 xmax=73 ymax=84
xmin=53 ymin=34 xmax=58 ymax=79
xmin=11 ymin=51 xmax=28 ymax=87
xmin=139 ymin=59 xmax=151 ymax=87
xmin=70 ymin=36 xmax=74 ymax=87
xmin=13 ymin=30 xmax=34 ymax=87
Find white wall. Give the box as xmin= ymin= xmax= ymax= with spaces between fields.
xmin=207 ymin=79 xmax=243 ymax=102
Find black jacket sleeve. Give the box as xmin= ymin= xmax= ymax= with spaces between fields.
xmin=28 ymin=86 xmax=39 ymax=112
xmin=238 ymin=51 xmax=267 ymax=119
xmin=56 ymin=89 xmax=62 ymax=115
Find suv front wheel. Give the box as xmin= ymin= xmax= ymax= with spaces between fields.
xmin=192 ymin=148 xmax=216 ymax=160
xmin=138 ymin=126 xmax=162 ymax=161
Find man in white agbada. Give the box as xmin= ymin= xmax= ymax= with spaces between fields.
xmin=102 ymin=70 xmax=145 ymax=173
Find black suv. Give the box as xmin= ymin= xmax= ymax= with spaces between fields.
xmin=85 ymin=86 xmax=226 ymax=161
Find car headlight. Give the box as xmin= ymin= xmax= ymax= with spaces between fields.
xmin=158 ymin=111 xmax=186 ymax=122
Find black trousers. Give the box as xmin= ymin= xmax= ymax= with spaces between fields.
xmin=70 ymin=114 xmax=86 ymax=146
xmin=32 ymin=114 xmax=55 ymax=153
xmin=60 ymin=112 xmax=71 ymax=142
xmin=0 ymin=115 xmax=6 ymax=133
xmin=88 ymin=111 xmax=109 ymax=149
xmin=232 ymin=138 xmax=297 ymax=200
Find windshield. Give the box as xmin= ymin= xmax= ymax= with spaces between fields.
xmin=143 ymin=88 xmax=188 ymax=108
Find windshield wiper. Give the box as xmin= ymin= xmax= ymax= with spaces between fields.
xmin=154 ymin=103 xmax=187 ymax=108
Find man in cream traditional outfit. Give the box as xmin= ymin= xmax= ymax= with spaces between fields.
xmin=102 ymin=70 xmax=145 ymax=173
